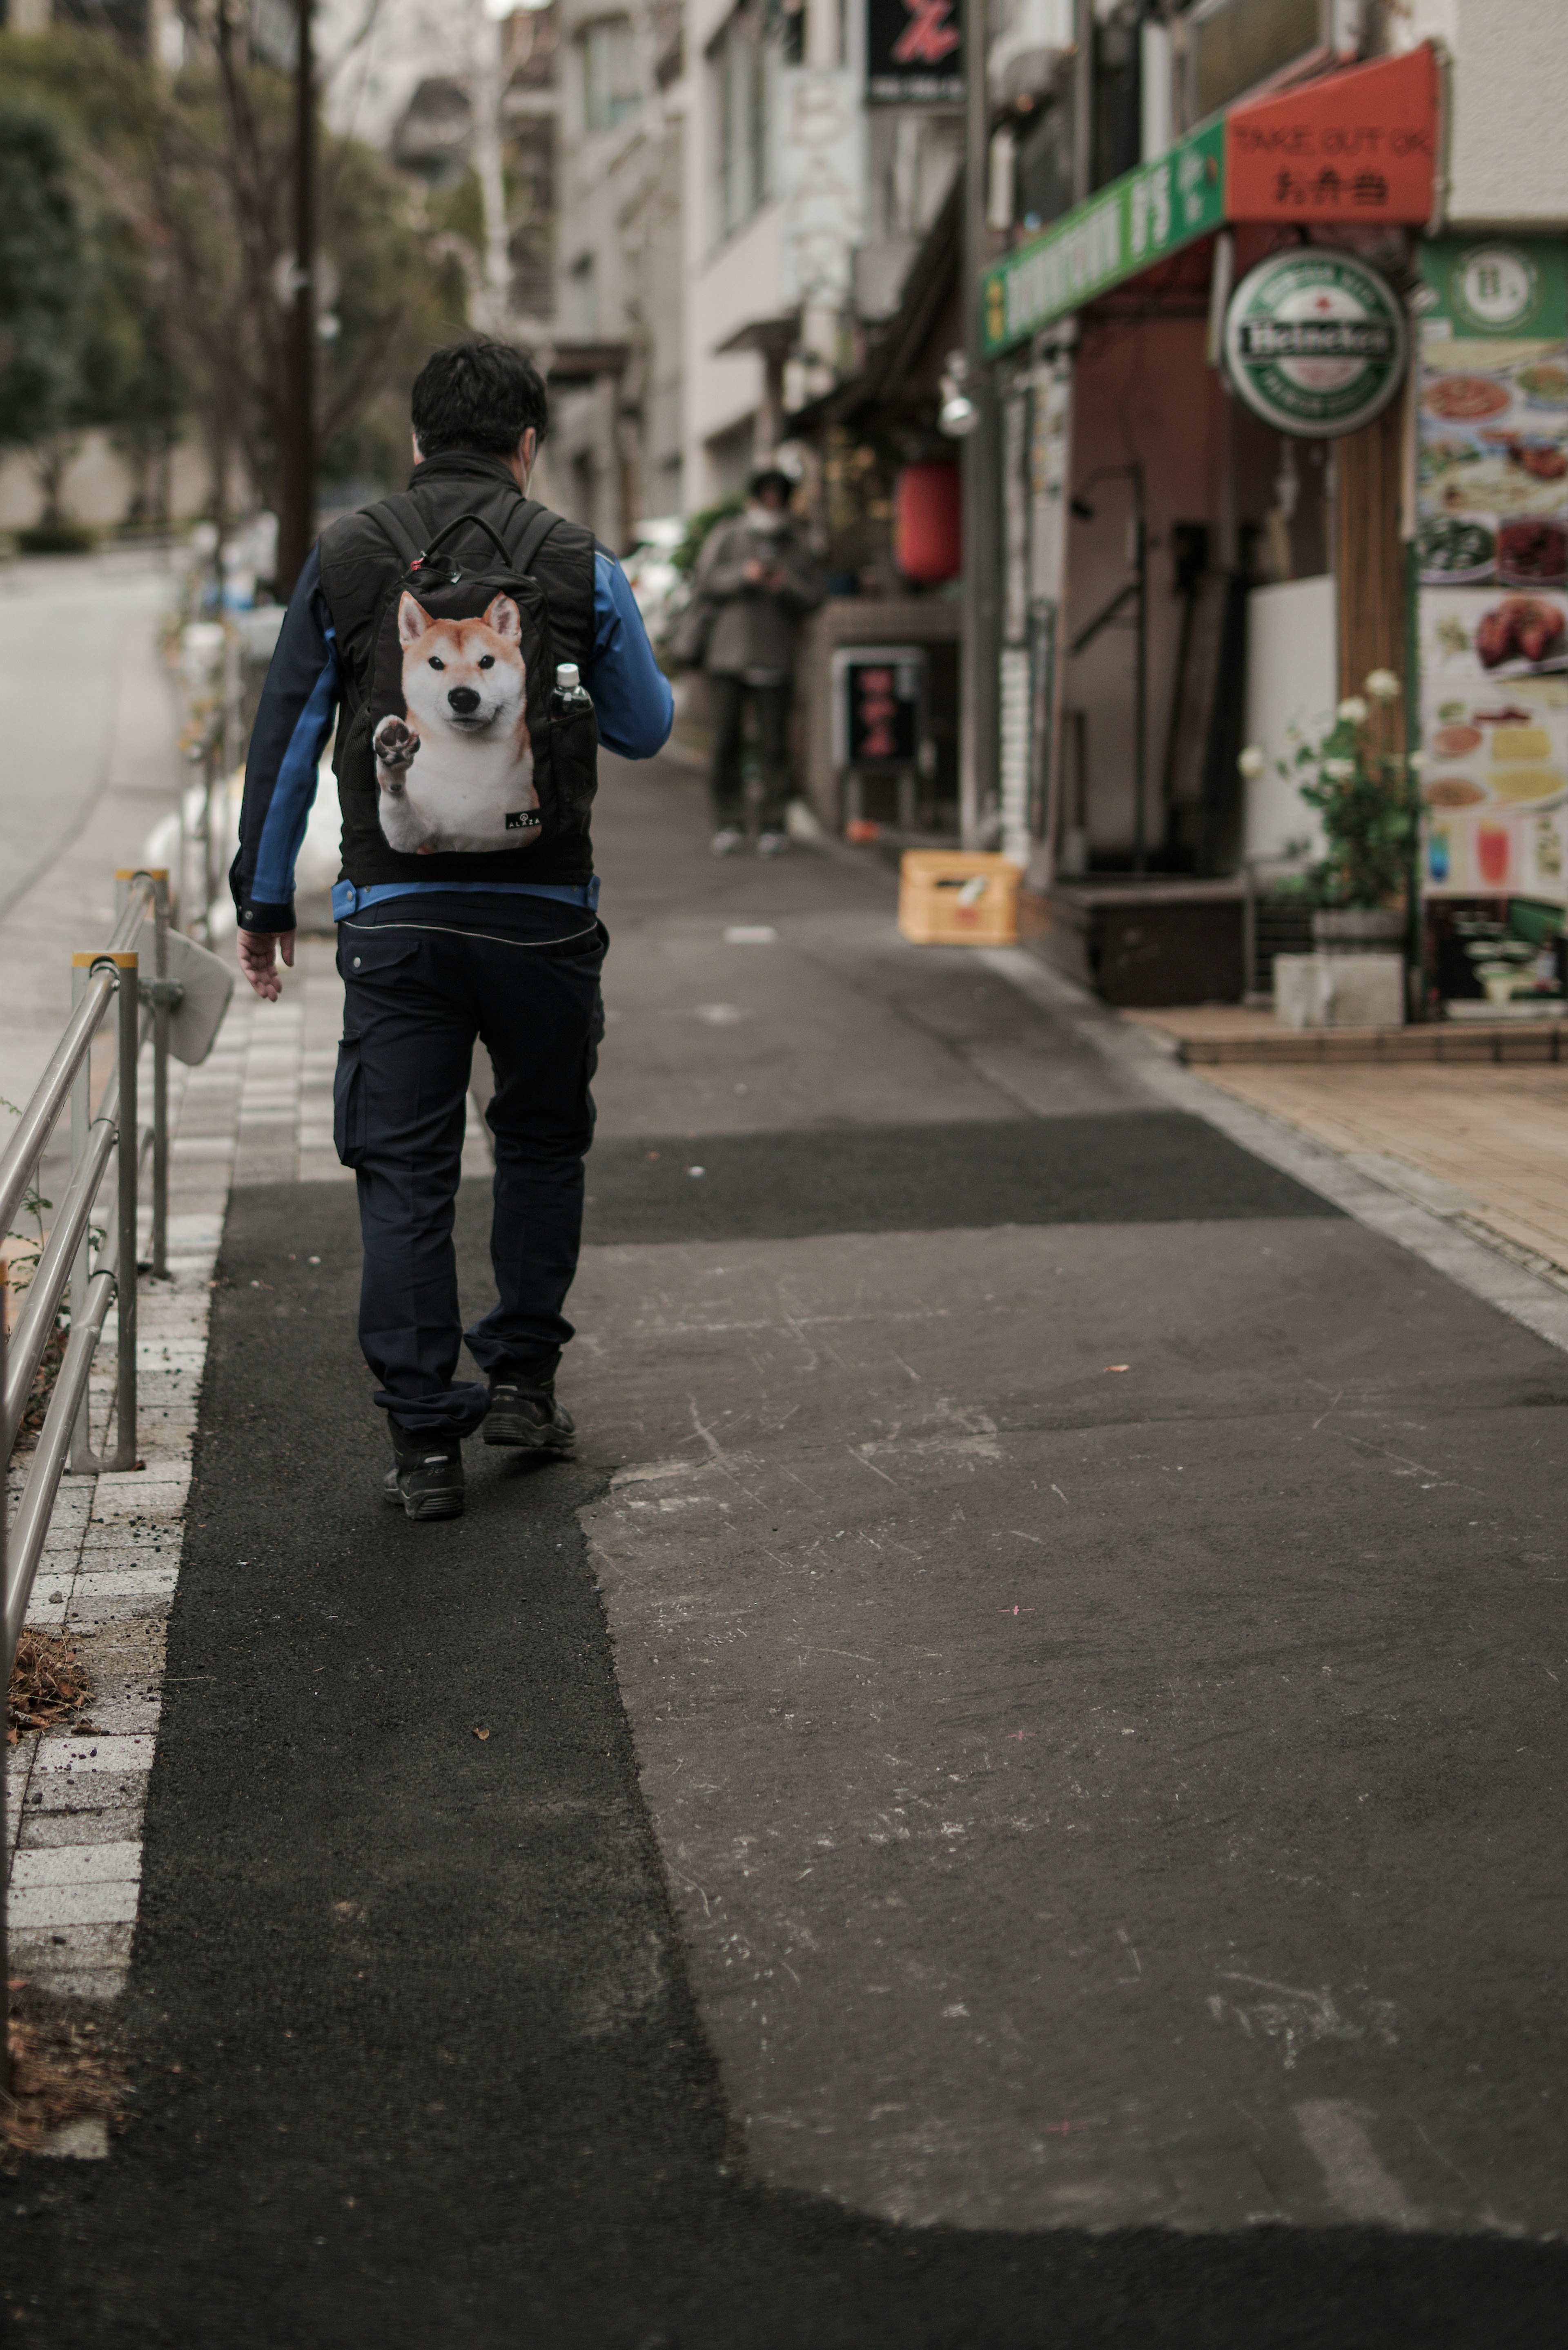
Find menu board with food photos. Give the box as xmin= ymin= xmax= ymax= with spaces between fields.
xmin=1416 ymin=240 xmax=1568 ymax=901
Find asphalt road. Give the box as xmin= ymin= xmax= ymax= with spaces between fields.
xmin=7 ymin=751 xmax=1568 ymax=2343
xmin=0 ymin=549 xmax=175 ymax=925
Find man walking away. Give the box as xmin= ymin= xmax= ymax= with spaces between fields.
xmin=230 ymin=340 xmax=672 ymax=1521
xmin=695 ymin=466 xmax=824 ymax=856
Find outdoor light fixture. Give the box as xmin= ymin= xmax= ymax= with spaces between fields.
xmin=938 ymin=352 xmax=980 ymax=439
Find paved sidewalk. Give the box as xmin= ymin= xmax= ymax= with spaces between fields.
xmin=1124 ymin=1006 xmax=1568 ymax=1286
xmin=7 ymin=944 xmax=488 ymax=2051
xmin=8 ymin=755 xmax=1568 ymax=2343
xmin=1188 ymin=1060 xmax=1568 ymax=1280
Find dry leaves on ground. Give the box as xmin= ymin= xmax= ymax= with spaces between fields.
xmin=7 ymin=1629 xmax=92 ymax=1745
xmin=2 ymin=2004 xmax=127 ymax=2155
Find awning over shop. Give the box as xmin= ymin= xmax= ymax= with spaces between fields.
xmin=982 ymin=44 xmax=1440 ymax=359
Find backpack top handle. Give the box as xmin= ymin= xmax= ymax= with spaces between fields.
xmin=419 ymin=511 xmax=517 ymax=569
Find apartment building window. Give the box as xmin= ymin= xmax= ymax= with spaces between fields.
xmin=580 ymin=15 xmax=640 ymax=136
xmin=569 ymin=253 xmax=598 ymax=338
xmin=710 ymin=7 xmax=772 ymax=243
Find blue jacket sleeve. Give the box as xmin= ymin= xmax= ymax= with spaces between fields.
xmin=229 ymin=545 xmax=340 ymax=932
xmin=589 ymin=550 xmax=674 ymax=760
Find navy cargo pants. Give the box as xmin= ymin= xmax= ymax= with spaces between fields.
xmin=333 ymin=895 xmax=606 ymax=1437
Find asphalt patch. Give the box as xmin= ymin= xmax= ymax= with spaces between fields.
xmin=5 ymin=1182 xmax=1563 ymax=2348
xmin=584 ymin=1112 xmax=1340 ymax=1247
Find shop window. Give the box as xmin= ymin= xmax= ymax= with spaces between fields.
xmin=1093 ymin=4 xmax=1143 ymax=191
xmin=708 ymin=7 xmax=773 ymax=244
xmin=579 ymin=16 xmax=640 ymax=136
xmin=1181 ymin=0 xmax=1327 ymax=128
xmin=1015 ymin=99 xmax=1074 ymax=233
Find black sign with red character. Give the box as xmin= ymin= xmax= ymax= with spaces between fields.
xmin=866 ymin=0 xmax=963 ymax=106
xmin=845 ymin=660 xmax=921 ymax=767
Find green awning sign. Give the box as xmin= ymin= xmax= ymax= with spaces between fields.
xmin=982 ymin=120 xmax=1225 ymax=359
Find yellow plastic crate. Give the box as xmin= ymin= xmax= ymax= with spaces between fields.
xmin=897 ymin=851 xmax=1021 ymax=947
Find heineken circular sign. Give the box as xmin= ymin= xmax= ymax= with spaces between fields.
xmin=1223 ymin=250 xmax=1408 ymax=438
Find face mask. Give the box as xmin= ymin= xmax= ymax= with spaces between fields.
xmin=747 ymin=505 xmax=788 ymax=532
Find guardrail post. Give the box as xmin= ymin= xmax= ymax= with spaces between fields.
xmin=109 ymin=952 xmax=139 ymax=1474
xmin=134 ymin=870 xmax=172 ymax=1281
xmin=68 ymin=959 xmax=94 ymax=1476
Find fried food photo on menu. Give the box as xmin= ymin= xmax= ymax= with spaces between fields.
xmin=1499 ymin=519 xmax=1568 ymax=585
xmin=1477 ymin=597 xmax=1567 ymax=670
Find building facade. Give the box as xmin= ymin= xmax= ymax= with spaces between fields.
xmin=969 ymin=0 xmax=1568 ymax=1007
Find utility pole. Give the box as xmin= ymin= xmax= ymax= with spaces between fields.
xmin=278 ymin=0 xmax=317 ymax=601
xmin=472 ymin=0 xmax=512 ymax=334
xmin=960 ymin=0 xmax=1000 ymax=849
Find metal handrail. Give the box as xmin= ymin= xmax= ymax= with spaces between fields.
xmin=1 ymin=872 xmax=174 ymax=1674
xmin=2 ymin=1139 xmax=144 ymax=1665
xmin=0 ymin=873 xmax=157 ymax=1238
xmin=2 ymin=870 xmax=182 ymax=2094
xmin=0 ymin=972 xmax=115 ymax=1241
xmin=1 ymin=1108 xmax=117 ymax=1457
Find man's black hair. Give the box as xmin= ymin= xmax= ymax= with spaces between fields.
xmin=410 ymin=341 xmax=549 ymax=459
xmin=749 ymin=466 xmax=794 ymax=502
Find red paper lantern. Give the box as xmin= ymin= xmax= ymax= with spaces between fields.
xmin=895 ymin=464 xmax=961 ymax=585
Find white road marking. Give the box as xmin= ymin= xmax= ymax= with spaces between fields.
xmin=1295 ymin=2100 xmax=1425 ymax=2227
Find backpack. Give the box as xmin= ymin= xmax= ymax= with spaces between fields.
xmin=359 ymin=491 xmax=597 ymax=860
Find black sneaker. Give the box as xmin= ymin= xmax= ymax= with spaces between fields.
xmin=383 ymin=1423 xmax=465 ymax=1520
xmin=482 ymin=1376 xmax=577 ymax=1455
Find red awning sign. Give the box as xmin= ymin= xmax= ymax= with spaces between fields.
xmin=1225 ymin=44 xmax=1439 ymax=225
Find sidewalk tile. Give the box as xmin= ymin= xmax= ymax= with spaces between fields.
xmin=8 ymin=1880 xmax=140 ymax=1927
xmin=29 ymin=1735 xmax=156 ymax=1775
xmin=11 ymin=1839 xmax=144 ymax=1888
xmin=8 ymin=1922 xmax=136 ymax=1970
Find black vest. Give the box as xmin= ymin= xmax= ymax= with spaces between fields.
xmin=317 ymin=450 xmax=597 ymax=890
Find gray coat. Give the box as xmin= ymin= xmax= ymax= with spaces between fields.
xmin=696 ymin=516 xmax=826 ymax=683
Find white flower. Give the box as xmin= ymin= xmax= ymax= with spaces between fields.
xmin=1337 ymin=696 xmax=1368 ymax=725
xmin=1323 ymin=757 xmax=1355 ymax=780
xmin=1364 ymin=668 xmax=1401 ymax=703
xmin=1407 ymin=751 xmax=1426 ymax=774
xmin=1237 ymin=745 xmax=1267 ymax=780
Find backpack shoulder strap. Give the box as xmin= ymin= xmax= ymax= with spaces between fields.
xmin=500 ymin=497 xmax=564 ymax=575
xmin=362 ymin=492 xmax=426 ymax=567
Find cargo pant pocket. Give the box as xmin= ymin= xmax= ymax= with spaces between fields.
xmin=333 ymin=1032 xmax=365 ymax=1167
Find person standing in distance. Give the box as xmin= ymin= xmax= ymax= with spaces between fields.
xmin=229 ymin=340 xmax=673 ymax=1520
xmin=694 ymin=466 xmax=825 ymax=856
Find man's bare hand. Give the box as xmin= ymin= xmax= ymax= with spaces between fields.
xmin=742 ymin=556 xmax=766 ymax=584
xmin=237 ymin=928 xmax=296 ymax=1003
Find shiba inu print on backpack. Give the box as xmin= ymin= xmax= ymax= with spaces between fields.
xmin=364 ymin=506 xmax=565 ymax=857
xmin=374 ymin=587 xmax=537 ymax=854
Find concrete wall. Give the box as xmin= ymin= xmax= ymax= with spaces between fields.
xmin=1404 ymin=0 xmax=1568 ymax=228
